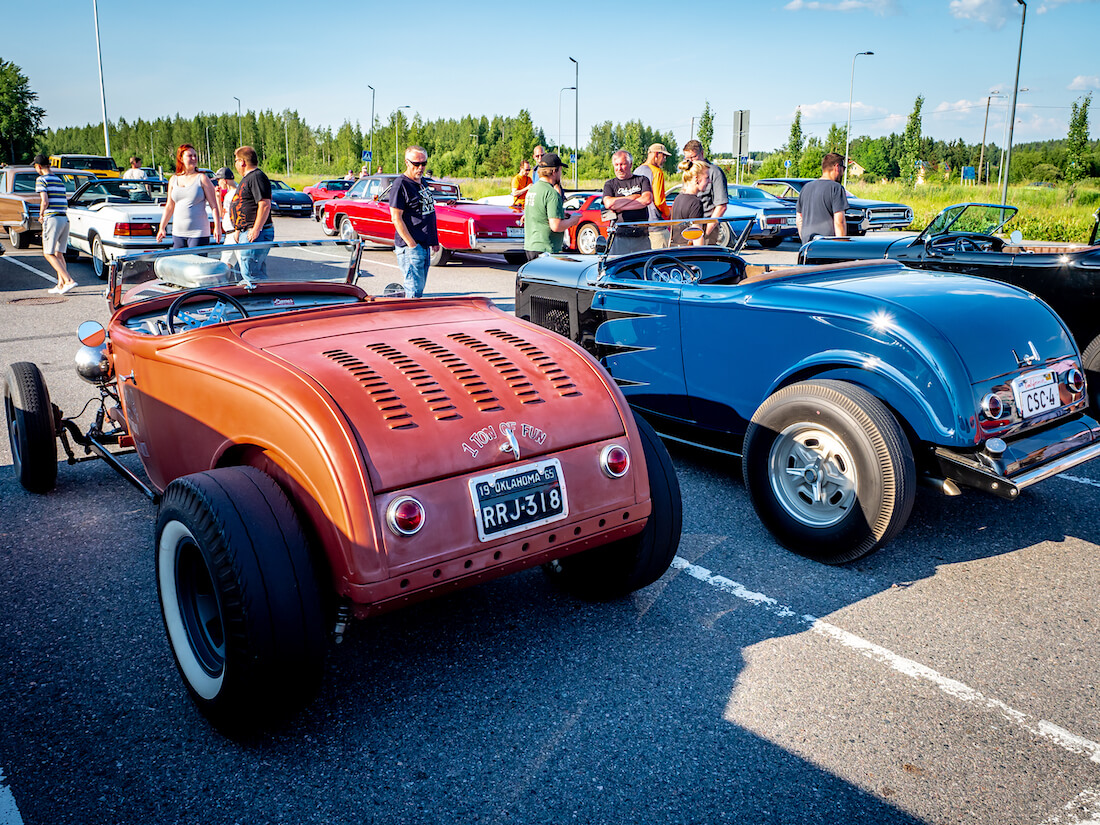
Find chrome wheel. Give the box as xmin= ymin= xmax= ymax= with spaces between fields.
xmin=338 ymin=216 xmax=357 ymax=242
xmin=92 ymin=236 xmax=106 ymax=280
xmin=576 ymin=223 xmax=600 ymax=255
xmin=767 ymin=422 xmax=858 ymax=529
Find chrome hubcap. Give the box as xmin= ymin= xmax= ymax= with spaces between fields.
xmin=768 ymin=423 xmax=858 ymax=528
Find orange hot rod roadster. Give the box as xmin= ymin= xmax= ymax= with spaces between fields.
xmin=3 ymin=239 xmax=681 ymax=729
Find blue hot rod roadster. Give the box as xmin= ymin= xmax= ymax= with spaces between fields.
xmin=516 ymin=239 xmax=1100 ymax=563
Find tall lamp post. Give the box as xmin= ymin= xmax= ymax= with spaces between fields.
xmin=997 ymin=88 xmax=1028 ymax=190
xmin=843 ymin=50 xmax=873 ymax=188
xmin=1001 ymin=0 xmax=1027 ymax=206
xmin=977 ymin=91 xmax=1003 ymax=185
xmin=205 ymin=124 xmax=211 ymax=169
xmin=394 ymin=106 xmax=411 ymax=173
xmin=150 ymin=130 xmax=159 ymax=174
xmin=284 ymin=115 xmax=291 ymax=175
xmin=558 ymin=86 xmax=575 ymax=151
xmin=92 ymin=0 xmax=111 ymax=157
xmin=233 ymin=96 xmax=242 ymax=146
xmin=367 ymin=85 xmax=375 ymax=163
xmin=569 ymin=57 xmax=578 ymax=189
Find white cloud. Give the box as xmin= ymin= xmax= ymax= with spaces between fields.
xmin=1069 ymin=75 xmax=1100 ymax=90
xmin=784 ymin=0 xmax=899 ymax=13
xmin=949 ymin=0 xmax=1011 ymax=28
xmin=1036 ymin=0 xmax=1100 ymax=14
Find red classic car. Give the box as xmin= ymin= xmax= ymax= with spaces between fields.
xmin=562 ymin=191 xmax=609 ymax=255
xmin=3 ymin=239 xmax=681 ymax=730
xmin=319 ymin=174 xmax=527 ymax=265
xmin=303 ymin=178 xmax=353 ymax=202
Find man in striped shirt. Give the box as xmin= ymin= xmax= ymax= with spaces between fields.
xmin=32 ymin=154 xmax=77 ymax=295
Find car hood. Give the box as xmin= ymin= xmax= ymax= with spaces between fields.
xmin=272 ymin=190 xmax=312 ymax=203
xmin=762 ymin=265 xmax=1077 ymax=383
xmin=242 ymin=298 xmax=628 ymax=492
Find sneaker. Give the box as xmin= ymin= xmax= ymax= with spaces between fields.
xmin=58 ymin=281 xmax=77 ymax=295
xmin=47 ymin=286 xmax=62 ymax=294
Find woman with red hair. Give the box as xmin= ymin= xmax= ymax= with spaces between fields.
xmin=156 ymin=144 xmax=222 ymax=247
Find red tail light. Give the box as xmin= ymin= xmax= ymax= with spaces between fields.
xmin=114 ymin=222 xmax=158 ymax=237
xmin=600 ymin=444 xmax=630 ymax=478
xmin=387 ymin=496 xmax=426 ymax=535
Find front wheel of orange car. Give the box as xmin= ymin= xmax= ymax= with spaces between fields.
xmin=155 ymin=466 xmax=326 ymax=731
xmin=3 ymin=362 xmax=58 ymax=494
xmin=543 ymin=412 xmax=682 ymax=599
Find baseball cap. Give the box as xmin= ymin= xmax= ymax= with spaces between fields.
xmin=212 ymin=166 xmax=234 ymax=181
xmin=538 ymin=152 xmax=565 ymax=169
xmin=32 ymin=153 xmax=49 ymax=167
xmin=648 ymin=143 xmax=670 ymax=156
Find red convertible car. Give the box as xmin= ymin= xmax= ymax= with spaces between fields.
xmin=3 ymin=239 xmax=681 ymax=730
xmin=303 ymin=178 xmax=353 ymax=202
xmin=319 ymin=174 xmax=527 ymax=266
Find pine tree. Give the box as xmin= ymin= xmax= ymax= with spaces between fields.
xmin=1065 ymin=92 xmax=1092 ymax=185
xmin=787 ymin=109 xmax=803 ymax=174
xmin=899 ymin=95 xmax=924 ymax=187
xmin=697 ymin=102 xmax=714 ymax=158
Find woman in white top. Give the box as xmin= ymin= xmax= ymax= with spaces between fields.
xmin=156 ymin=143 xmax=222 ymax=248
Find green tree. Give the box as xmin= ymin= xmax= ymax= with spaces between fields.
xmin=0 ymin=59 xmax=45 ymax=163
xmin=697 ymin=101 xmax=714 ymax=158
xmin=825 ymin=123 xmax=846 ymax=154
xmin=1065 ymin=92 xmax=1092 ymax=185
xmin=786 ymin=109 xmax=803 ymax=173
xmin=899 ymin=95 xmax=924 ymax=186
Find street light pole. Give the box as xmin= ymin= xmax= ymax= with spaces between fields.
xmin=205 ymin=124 xmax=211 ymax=169
xmin=569 ymin=57 xmax=578 ymax=189
xmin=150 ymin=130 xmax=158 ymax=174
xmin=844 ymin=50 xmax=873 ymax=189
xmin=558 ymin=86 xmax=575 ymax=151
xmin=977 ymin=91 xmax=1002 ymax=185
xmin=284 ymin=115 xmax=291 ymax=175
xmin=997 ymin=88 xmax=1027 ymax=190
xmin=368 ymin=85 xmax=375 ymax=164
xmin=92 ymin=0 xmax=111 ymax=158
xmin=394 ymin=106 xmax=411 ymax=173
xmin=233 ymin=97 xmax=242 ymax=146
xmin=1001 ymin=0 xmax=1027 ymax=206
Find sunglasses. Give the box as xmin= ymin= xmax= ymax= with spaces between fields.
xmin=407 ymin=159 xmax=427 ymax=167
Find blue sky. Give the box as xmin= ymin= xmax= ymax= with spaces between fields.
xmin=8 ymin=0 xmax=1099 ymax=154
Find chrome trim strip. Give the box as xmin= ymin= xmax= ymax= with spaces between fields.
xmin=1013 ymin=440 xmax=1100 ymax=490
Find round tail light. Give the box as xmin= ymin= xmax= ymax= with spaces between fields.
xmin=386 ymin=496 xmax=425 ymax=535
xmin=1066 ymin=368 xmax=1085 ymax=394
xmin=980 ymin=393 xmax=1004 ymax=420
xmin=601 ymin=444 xmax=630 ymax=478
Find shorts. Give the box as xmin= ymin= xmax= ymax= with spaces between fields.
xmin=42 ymin=215 xmax=70 ymax=255
xmin=172 ymin=235 xmax=211 ymax=249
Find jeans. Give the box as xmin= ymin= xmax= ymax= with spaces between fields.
xmin=609 ymin=233 xmax=650 ymax=255
xmin=172 ymin=235 xmax=210 ymax=249
xmin=238 ymin=224 xmax=275 ymax=280
xmin=395 ymin=244 xmax=430 ymax=298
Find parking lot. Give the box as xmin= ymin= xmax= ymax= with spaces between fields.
xmin=1 ymin=218 xmax=1099 ymax=824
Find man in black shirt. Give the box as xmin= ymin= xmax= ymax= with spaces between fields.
xmin=602 ymin=150 xmax=652 ymax=255
xmin=231 ymin=145 xmax=274 ymax=280
xmin=388 ymin=145 xmax=439 ymax=297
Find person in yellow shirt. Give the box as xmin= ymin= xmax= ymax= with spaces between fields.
xmin=511 ymin=160 xmax=533 ymax=208
xmin=634 ymin=143 xmax=672 ymax=248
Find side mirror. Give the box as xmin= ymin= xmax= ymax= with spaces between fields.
xmin=78 ymin=320 xmax=106 ymax=347
xmin=594 ymin=236 xmax=608 ymax=255
xmin=1010 ymin=229 xmax=1023 ymax=245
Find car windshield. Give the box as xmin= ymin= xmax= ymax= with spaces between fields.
xmin=325 ymin=180 xmax=352 ymax=191
xmin=727 ymin=186 xmax=771 ymax=201
xmin=110 ymin=239 xmax=364 ymax=310
xmin=270 ymin=180 xmax=292 ymax=190
xmin=73 ymin=179 xmax=169 ymax=205
xmin=922 ymin=203 xmax=1018 ymax=238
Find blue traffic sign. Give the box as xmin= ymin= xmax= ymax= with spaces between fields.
xmin=784 ymin=159 xmax=792 ymax=168
xmin=361 ymin=150 xmax=372 ymax=163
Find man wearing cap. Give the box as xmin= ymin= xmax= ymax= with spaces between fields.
xmin=796 ymin=152 xmax=849 ymax=243
xmin=389 ymin=145 xmax=439 ymax=297
xmin=634 ymin=143 xmax=672 ymax=249
xmin=602 ymin=150 xmax=653 ymax=255
xmin=523 ymin=152 xmax=580 ymax=258
xmin=212 ymin=167 xmax=236 ymax=238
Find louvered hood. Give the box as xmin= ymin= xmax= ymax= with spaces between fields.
xmin=243 ymin=300 xmax=627 ymax=492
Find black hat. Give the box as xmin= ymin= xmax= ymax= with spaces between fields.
xmin=32 ymin=153 xmax=49 ymax=167
xmin=537 ymin=152 xmax=564 ymax=169
xmin=213 ymin=166 xmax=234 ymax=181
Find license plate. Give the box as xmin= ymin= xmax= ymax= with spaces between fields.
xmin=785 ymin=217 xmax=797 ymax=225
xmin=507 ymin=226 xmax=523 ymax=238
xmin=1012 ymin=369 xmax=1061 ymax=419
xmin=469 ymin=458 xmax=568 ymax=541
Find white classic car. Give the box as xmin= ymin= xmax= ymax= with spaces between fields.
xmin=66 ymin=178 xmax=212 ymax=279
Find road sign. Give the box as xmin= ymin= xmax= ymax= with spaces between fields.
xmin=784 ymin=159 xmax=792 ymax=169
xmin=361 ymin=150 xmax=372 ymax=163
xmin=570 ymin=154 xmax=577 ymax=163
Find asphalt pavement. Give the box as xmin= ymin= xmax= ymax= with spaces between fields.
xmin=1 ymin=219 xmax=1099 ymax=825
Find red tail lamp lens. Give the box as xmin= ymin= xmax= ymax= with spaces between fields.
xmin=387 ymin=496 xmax=425 ymax=535
xmin=601 ymin=444 xmax=630 ymax=478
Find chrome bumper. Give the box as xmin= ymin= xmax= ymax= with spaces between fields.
xmin=471 ymin=237 xmax=525 ymax=253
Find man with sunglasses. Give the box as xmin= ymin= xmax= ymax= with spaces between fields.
xmin=388 ymin=146 xmax=439 ymax=298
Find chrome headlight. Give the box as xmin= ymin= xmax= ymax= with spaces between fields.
xmin=75 ymin=343 xmax=113 ymax=384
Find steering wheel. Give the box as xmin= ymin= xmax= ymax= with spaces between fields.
xmin=642 ymin=254 xmax=700 ymax=284
xmin=954 ymin=236 xmax=983 ymax=253
xmin=166 ymin=288 xmax=249 ymax=334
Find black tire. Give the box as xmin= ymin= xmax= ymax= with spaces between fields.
xmin=543 ymin=412 xmax=682 ymax=599
xmin=504 ymin=252 xmax=529 ymax=266
xmin=9 ymin=227 xmax=29 ymax=249
xmin=155 ymin=466 xmax=326 ymax=730
xmin=1082 ymin=334 xmax=1100 ymax=412
xmin=757 ymin=236 xmax=783 ymax=249
xmin=3 ymin=362 xmax=58 ymax=494
xmin=575 ymin=222 xmax=601 ymax=255
xmin=63 ymin=245 xmax=81 ymax=262
xmin=337 ymin=215 xmax=357 ymax=242
xmin=742 ymin=379 xmax=915 ymax=564
xmin=91 ymin=234 xmax=107 ymax=280
xmin=429 ymin=246 xmax=451 ymax=267
xmin=711 ymin=222 xmax=732 ymax=248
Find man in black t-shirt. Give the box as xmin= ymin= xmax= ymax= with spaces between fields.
xmin=797 ymin=152 xmax=850 ymax=242
xmin=602 ymin=150 xmax=653 ymax=255
xmin=231 ymin=145 xmax=274 ymax=280
xmin=388 ymin=145 xmax=439 ymax=298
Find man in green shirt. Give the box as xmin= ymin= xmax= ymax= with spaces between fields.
xmin=523 ymin=153 xmax=580 ymax=258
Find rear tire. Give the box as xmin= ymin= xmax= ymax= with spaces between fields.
xmin=757 ymin=236 xmax=783 ymax=249
xmin=155 ymin=466 xmax=326 ymax=730
xmin=91 ymin=235 xmax=107 ymax=280
xmin=429 ymin=246 xmax=451 ymax=267
xmin=543 ymin=413 xmax=682 ymax=599
xmin=319 ymin=209 xmax=337 ymax=236
xmin=576 ymin=222 xmax=601 ymax=255
xmin=8 ymin=227 xmax=29 ymax=249
xmin=3 ymin=362 xmax=58 ymax=494
xmin=504 ymin=252 xmax=529 ymax=266
xmin=338 ymin=216 xmax=357 ymax=242
xmin=1082 ymin=334 xmax=1100 ymax=412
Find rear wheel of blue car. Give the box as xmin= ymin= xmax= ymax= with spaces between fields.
xmin=156 ymin=466 xmax=326 ymax=731
xmin=742 ymin=380 xmax=915 ymax=564
xmin=543 ymin=412 xmax=682 ymax=599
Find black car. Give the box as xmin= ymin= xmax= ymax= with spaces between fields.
xmin=268 ymin=180 xmax=314 ymax=216
xmin=799 ymin=202 xmax=1100 ymax=402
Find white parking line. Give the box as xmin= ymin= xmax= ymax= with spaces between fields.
xmin=0 ymin=254 xmax=55 ymax=285
xmin=671 ymin=556 xmax=1100 ymax=767
xmin=1062 ymin=474 xmax=1100 ymax=489
xmin=1039 ymin=788 xmax=1100 ymax=825
xmin=0 ymin=768 xmax=25 ymax=825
